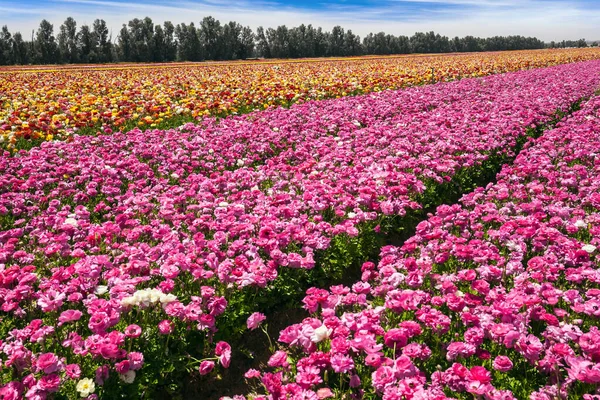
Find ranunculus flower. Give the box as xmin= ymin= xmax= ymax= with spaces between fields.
xmin=65 ymin=364 xmax=82 ymax=379
xmin=119 ymin=370 xmax=136 ymax=384
xmin=316 ymin=388 xmax=334 ymax=399
xmin=246 ymin=312 xmax=267 ymax=330
xmin=267 ymin=351 xmax=289 ymax=368
xmin=124 ymin=324 xmax=142 ymax=338
xmin=244 ymin=369 xmax=261 ymax=379
xmin=199 ymin=361 xmax=215 ymax=375
xmin=58 ymin=310 xmax=83 ymax=326
xmin=215 ymin=342 xmax=232 ymax=368
xmin=36 ymin=353 xmax=59 ymax=374
xmin=158 ymin=320 xmax=174 ymax=335
xmin=310 ymin=324 xmax=332 ymax=343
xmin=76 ymin=378 xmax=95 ymax=397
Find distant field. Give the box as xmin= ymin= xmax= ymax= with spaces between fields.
xmin=2 ymin=47 xmax=600 ymax=151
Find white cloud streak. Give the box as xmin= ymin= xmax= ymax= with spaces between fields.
xmin=2 ymin=0 xmax=599 ymax=41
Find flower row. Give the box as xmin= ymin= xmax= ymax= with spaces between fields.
xmin=237 ymin=90 xmax=600 ymax=399
xmin=2 ymin=48 xmax=600 ymax=149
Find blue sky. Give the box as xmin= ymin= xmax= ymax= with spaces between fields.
xmin=2 ymin=0 xmax=600 ymax=41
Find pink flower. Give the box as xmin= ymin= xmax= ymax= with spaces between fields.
xmin=330 ymin=353 xmax=354 ymax=373
xmin=124 ymin=324 xmax=142 ymax=338
xmin=493 ymin=356 xmax=514 ymax=372
xmin=128 ymin=352 xmax=144 ymax=370
xmin=57 ymin=310 xmax=83 ymax=326
xmin=158 ymin=320 xmax=174 ymax=335
xmin=95 ymin=365 xmax=109 ymax=385
xmin=468 ymin=366 xmax=491 ymax=384
xmin=268 ymin=351 xmax=289 ymax=368
xmin=215 ymin=341 xmax=232 ymax=368
xmin=115 ymin=360 xmax=131 ymax=374
xmin=199 ymin=361 xmax=215 ymax=375
xmin=365 ymin=353 xmax=382 ymax=368
xmin=36 ymin=353 xmax=59 ymax=374
xmin=0 ymin=382 xmax=23 ymax=400
xmin=383 ymin=328 xmax=408 ymax=349
xmin=372 ymin=366 xmax=395 ymax=391
xmin=247 ymin=312 xmax=267 ymax=330
xmin=244 ymin=369 xmax=261 ymax=379
xmin=316 ymin=388 xmax=334 ymax=399
xmin=65 ymin=364 xmax=81 ymax=379
xmin=37 ymin=374 xmax=60 ymax=392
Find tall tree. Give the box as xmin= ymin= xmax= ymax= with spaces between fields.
xmin=152 ymin=24 xmax=165 ymax=62
xmin=93 ymin=19 xmax=112 ymax=62
xmin=78 ymin=24 xmax=98 ymax=63
xmin=117 ymin=24 xmax=132 ymax=61
xmin=0 ymin=26 xmax=13 ymax=65
xmin=200 ymin=16 xmax=223 ymax=60
xmin=58 ymin=17 xmax=78 ymax=63
xmin=162 ymin=21 xmax=177 ymax=61
xmin=35 ymin=19 xmax=59 ymax=64
xmin=175 ymin=22 xmax=201 ymax=61
xmin=255 ymin=26 xmax=270 ymax=58
xmin=238 ymin=26 xmax=255 ymax=59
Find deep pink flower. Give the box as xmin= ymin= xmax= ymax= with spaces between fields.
xmin=215 ymin=341 xmax=232 ymax=368
xmin=493 ymin=356 xmax=514 ymax=372
xmin=247 ymin=312 xmax=267 ymax=330
xmin=158 ymin=320 xmax=174 ymax=335
xmin=268 ymin=351 xmax=289 ymax=368
xmin=65 ymin=364 xmax=81 ymax=379
xmin=124 ymin=324 xmax=142 ymax=338
xmin=199 ymin=361 xmax=215 ymax=375
xmin=36 ymin=353 xmax=59 ymax=374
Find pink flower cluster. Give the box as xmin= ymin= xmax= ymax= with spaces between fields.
xmin=239 ymin=93 xmax=600 ymax=398
xmin=1 ymin=60 xmax=600 ymax=397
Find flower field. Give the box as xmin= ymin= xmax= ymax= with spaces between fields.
xmin=2 ymin=48 xmax=600 ymax=150
xmin=1 ymin=54 xmax=600 ymax=400
xmin=238 ymin=82 xmax=600 ymax=400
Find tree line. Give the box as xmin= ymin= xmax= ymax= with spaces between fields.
xmin=0 ymin=16 xmax=591 ymax=65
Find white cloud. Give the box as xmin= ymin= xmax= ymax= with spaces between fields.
xmin=2 ymin=0 xmax=599 ymax=42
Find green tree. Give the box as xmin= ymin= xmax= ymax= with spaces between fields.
xmin=35 ymin=19 xmax=59 ymax=64
xmin=93 ymin=19 xmax=112 ymax=62
xmin=58 ymin=17 xmax=78 ymax=63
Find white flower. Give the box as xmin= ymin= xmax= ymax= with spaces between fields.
xmin=582 ymin=244 xmax=597 ymax=254
xmin=95 ymin=285 xmax=108 ymax=295
xmin=120 ymin=296 xmax=136 ymax=307
xmin=311 ymin=324 xmax=332 ymax=343
xmin=119 ymin=370 xmax=136 ymax=384
xmin=76 ymin=378 xmax=95 ymax=397
xmin=64 ymin=217 xmax=78 ymax=227
xmin=208 ymin=148 xmax=214 ymax=154
xmin=347 ymin=212 xmax=357 ymax=219
xmin=159 ymin=293 xmax=177 ymax=304
xmin=236 ymin=159 xmax=245 ymax=167
xmin=218 ymin=201 xmax=229 ymax=208
xmin=148 ymin=290 xmax=161 ymax=304
xmin=352 ymin=120 xmax=361 ymax=127
xmin=272 ymin=127 xmax=279 ymax=132
xmin=575 ymin=220 xmax=587 ymax=228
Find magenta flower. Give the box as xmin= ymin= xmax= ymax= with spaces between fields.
xmin=198 ymin=361 xmax=215 ymax=375
xmin=246 ymin=312 xmax=267 ymax=330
